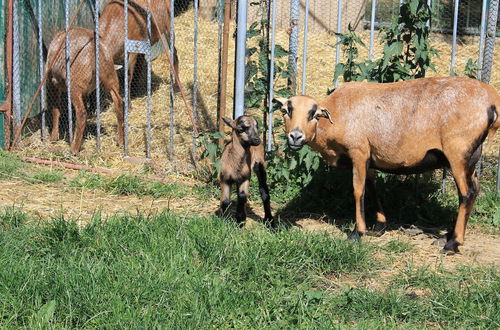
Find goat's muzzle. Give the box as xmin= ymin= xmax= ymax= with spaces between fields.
xmin=250 ymin=137 xmax=261 ymax=146
xmin=288 ymin=130 xmax=304 ymax=151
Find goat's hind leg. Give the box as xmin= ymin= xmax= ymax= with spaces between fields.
xmin=366 ymin=169 xmax=387 ymax=236
xmin=253 ymin=162 xmax=274 ymax=225
xmin=101 ymin=64 xmax=124 ymax=146
xmin=442 ymin=160 xmax=480 ymax=253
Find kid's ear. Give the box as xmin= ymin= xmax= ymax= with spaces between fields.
xmin=222 ymin=117 xmax=236 ymax=129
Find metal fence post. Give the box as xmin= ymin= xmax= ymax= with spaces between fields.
xmin=234 ymin=0 xmax=248 ymax=118
xmin=267 ymin=0 xmax=277 ymax=152
xmin=477 ymin=0 xmax=488 ymax=81
xmin=12 ymin=0 xmax=20 ymax=129
xmin=65 ymin=0 xmax=73 ymax=143
xmin=123 ymin=0 xmax=129 ymax=155
xmin=300 ymin=0 xmax=310 ymax=95
xmin=369 ymin=0 xmax=376 ymax=60
xmin=192 ymin=0 xmax=200 ymax=161
xmin=450 ymin=0 xmax=459 ymax=75
xmin=334 ymin=0 xmax=343 ymax=88
xmin=169 ymin=0 xmax=175 ymax=161
xmin=288 ymin=0 xmax=299 ymax=94
xmin=95 ymin=0 xmax=101 ymax=151
xmin=38 ymin=0 xmax=46 ymax=141
xmin=146 ymin=1 xmax=152 ymax=159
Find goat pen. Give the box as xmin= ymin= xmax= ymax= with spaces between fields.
xmin=0 ymin=0 xmax=498 ymax=189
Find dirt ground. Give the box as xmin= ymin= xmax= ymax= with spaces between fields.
xmin=1 ymin=171 xmax=498 ymax=272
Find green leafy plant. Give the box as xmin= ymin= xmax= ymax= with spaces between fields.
xmin=335 ymin=0 xmax=437 ymax=84
xmin=266 ymin=134 xmax=325 ymax=198
xmin=198 ymin=131 xmax=224 ymax=181
xmin=463 ymin=59 xmax=481 ymax=79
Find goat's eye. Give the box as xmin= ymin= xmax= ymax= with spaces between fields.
xmin=281 ymin=108 xmax=288 ymax=116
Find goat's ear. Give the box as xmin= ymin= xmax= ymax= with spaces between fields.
xmin=273 ymin=97 xmax=289 ymax=106
xmin=316 ymin=107 xmax=333 ymax=124
xmin=222 ymin=117 xmax=236 ymax=129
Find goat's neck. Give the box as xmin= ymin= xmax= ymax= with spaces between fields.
xmin=309 ymin=120 xmax=344 ymax=167
xmin=228 ymin=131 xmax=250 ymax=161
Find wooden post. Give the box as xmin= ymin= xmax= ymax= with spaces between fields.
xmin=218 ymin=0 xmax=231 ymax=146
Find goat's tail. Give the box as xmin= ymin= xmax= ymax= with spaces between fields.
xmin=485 ymin=102 xmax=499 ymax=151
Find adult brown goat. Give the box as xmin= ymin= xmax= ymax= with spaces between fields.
xmin=219 ymin=115 xmax=273 ymax=225
xmin=99 ymin=0 xmax=179 ymax=88
xmin=275 ymin=77 xmax=499 ymax=253
xmin=46 ymin=27 xmax=124 ymax=154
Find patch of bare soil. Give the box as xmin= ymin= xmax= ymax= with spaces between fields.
xmin=0 ymin=178 xmax=498 ymax=272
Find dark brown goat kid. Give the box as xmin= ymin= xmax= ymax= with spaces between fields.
xmin=219 ymin=115 xmax=273 ymax=225
xmin=46 ymin=27 xmax=123 ymax=154
xmin=275 ymin=77 xmax=499 ymax=253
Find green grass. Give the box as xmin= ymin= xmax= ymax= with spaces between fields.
xmin=0 ymin=208 xmax=498 ymax=328
xmin=381 ymin=238 xmax=413 ymax=254
xmin=29 ymin=169 xmax=65 ymax=184
xmin=69 ymin=171 xmax=183 ymax=198
xmin=0 ymin=150 xmax=23 ymax=179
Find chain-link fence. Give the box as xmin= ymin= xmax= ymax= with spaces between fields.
xmin=2 ymin=0 xmax=499 ymax=182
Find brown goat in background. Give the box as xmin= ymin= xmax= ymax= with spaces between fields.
xmin=46 ymin=27 xmax=124 ymax=154
xmin=219 ymin=115 xmax=273 ymax=225
xmin=275 ymin=76 xmax=499 ymax=253
xmin=99 ymin=0 xmax=179 ymax=89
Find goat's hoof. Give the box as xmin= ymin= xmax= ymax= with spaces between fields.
xmin=49 ymin=135 xmax=59 ymax=142
xmin=443 ymin=239 xmax=461 ymax=254
xmin=367 ymin=222 xmax=387 ymax=237
xmin=432 ymin=232 xmax=453 ymax=247
xmin=348 ymin=230 xmax=363 ymax=242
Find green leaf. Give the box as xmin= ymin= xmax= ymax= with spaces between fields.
xmin=274 ymin=45 xmax=288 ymax=58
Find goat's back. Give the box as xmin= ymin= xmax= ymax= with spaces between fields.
xmin=320 ymin=77 xmax=499 ymax=167
xmin=99 ymin=0 xmax=171 ymax=62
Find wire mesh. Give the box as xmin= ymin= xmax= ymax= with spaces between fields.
xmin=6 ymin=0 xmax=499 ymax=182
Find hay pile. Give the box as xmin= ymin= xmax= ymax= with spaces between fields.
xmin=18 ymin=6 xmax=500 ymax=174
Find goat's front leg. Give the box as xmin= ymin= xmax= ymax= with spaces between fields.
xmin=50 ymin=91 xmax=61 ymax=142
xmin=236 ymin=180 xmax=249 ymax=224
xmin=219 ymin=180 xmax=231 ymax=217
xmin=70 ymin=92 xmax=87 ymax=155
xmin=349 ymin=153 xmax=369 ymax=240
xmin=366 ymin=169 xmax=387 ymax=236
xmin=253 ymin=162 xmax=273 ymax=225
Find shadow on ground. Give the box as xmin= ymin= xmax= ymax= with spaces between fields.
xmin=276 ymin=168 xmax=457 ymax=237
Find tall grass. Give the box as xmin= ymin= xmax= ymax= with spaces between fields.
xmin=1 ymin=208 xmax=498 ymax=328
xmin=0 ymin=209 xmax=369 ymax=328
